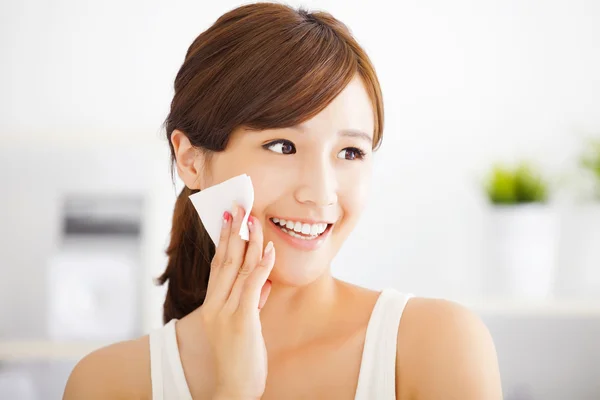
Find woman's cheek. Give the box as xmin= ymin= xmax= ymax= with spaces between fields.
xmin=245 ymin=162 xmax=293 ymax=205
xmin=341 ymin=167 xmax=371 ymax=211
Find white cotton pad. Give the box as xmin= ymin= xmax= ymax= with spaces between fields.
xmin=188 ymin=174 xmax=254 ymax=246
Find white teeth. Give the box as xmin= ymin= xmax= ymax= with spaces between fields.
xmin=310 ymin=224 xmax=319 ymax=236
xmin=281 ymin=228 xmax=316 ymax=240
xmin=271 ymin=218 xmax=329 ymax=237
xmin=301 ymin=223 xmax=311 ymax=234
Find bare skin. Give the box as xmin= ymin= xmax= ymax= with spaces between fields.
xmin=63 ymin=76 xmax=503 ymax=399
xmin=63 ymin=285 xmax=501 ymax=399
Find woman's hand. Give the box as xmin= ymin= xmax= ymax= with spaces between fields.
xmin=200 ymin=203 xmax=275 ymax=400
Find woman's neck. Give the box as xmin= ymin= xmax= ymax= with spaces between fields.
xmin=180 ymin=271 xmax=350 ymax=357
xmin=259 ymin=273 xmax=344 ymax=353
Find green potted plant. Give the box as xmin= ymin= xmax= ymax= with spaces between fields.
xmin=485 ymin=162 xmax=549 ymax=205
xmin=482 ymin=161 xmax=558 ymax=300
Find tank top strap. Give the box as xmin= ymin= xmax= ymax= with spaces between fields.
xmin=149 ymin=318 xmax=192 ymax=400
xmin=354 ymin=288 xmax=413 ymax=400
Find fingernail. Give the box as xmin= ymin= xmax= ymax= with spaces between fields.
xmin=248 ymin=216 xmax=255 ymax=232
xmin=264 ymin=241 xmax=274 ymax=257
xmin=231 ymin=201 xmax=238 ymax=218
xmin=222 ymin=211 xmax=230 ymax=226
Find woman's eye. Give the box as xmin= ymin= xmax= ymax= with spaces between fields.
xmin=337 ymin=147 xmax=366 ymax=161
xmin=265 ymin=140 xmax=296 ymax=155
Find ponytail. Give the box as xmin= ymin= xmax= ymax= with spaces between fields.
xmin=156 ymin=186 xmax=215 ymax=324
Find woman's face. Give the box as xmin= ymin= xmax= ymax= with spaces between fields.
xmin=181 ymin=76 xmax=375 ymax=286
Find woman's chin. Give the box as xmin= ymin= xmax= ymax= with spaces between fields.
xmin=268 ymin=259 xmax=329 ymax=288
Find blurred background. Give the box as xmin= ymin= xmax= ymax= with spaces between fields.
xmin=1 ymin=0 xmax=599 ymax=399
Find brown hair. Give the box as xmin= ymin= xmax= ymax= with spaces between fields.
xmin=156 ymin=2 xmax=384 ymax=324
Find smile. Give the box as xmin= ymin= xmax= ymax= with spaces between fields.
xmin=268 ymin=217 xmax=333 ymax=250
xmin=270 ymin=218 xmax=328 ymax=238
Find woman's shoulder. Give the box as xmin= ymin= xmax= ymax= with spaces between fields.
xmin=63 ymin=334 xmax=152 ymax=399
xmin=398 ymin=297 xmax=491 ymax=348
xmin=396 ymin=297 xmax=503 ymax=399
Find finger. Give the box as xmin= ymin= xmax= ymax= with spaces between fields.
xmin=258 ymin=280 xmax=272 ymax=310
xmin=211 ymin=202 xmax=248 ymax=305
xmin=212 ymin=211 xmax=232 ymax=269
xmin=225 ymin=215 xmax=264 ymax=310
xmin=240 ymin=241 xmax=275 ymax=313
xmin=204 ymin=211 xmax=231 ymax=304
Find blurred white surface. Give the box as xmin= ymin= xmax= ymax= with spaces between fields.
xmin=559 ymin=204 xmax=600 ymax=298
xmin=484 ymin=204 xmax=560 ymax=300
xmin=47 ymin=245 xmax=137 ymax=341
xmin=0 ymin=369 xmax=36 ymax=400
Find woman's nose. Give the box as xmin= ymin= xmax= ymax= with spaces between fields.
xmin=293 ymin=159 xmax=338 ymax=207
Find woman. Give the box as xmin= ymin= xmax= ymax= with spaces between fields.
xmin=64 ymin=3 xmax=502 ymax=399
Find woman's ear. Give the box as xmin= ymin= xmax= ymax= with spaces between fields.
xmin=171 ymin=129 xmax=206 ymax=190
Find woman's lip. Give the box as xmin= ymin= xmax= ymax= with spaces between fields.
xmin=268 ymin=219 xmax=332 ymax=251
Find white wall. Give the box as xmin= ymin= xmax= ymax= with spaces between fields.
xmin=2 ymin=0 xmax=599 ymax=296
xmin=2 ymin=0 xmax=600 ymax=398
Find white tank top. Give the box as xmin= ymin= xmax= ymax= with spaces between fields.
xmin=149 ymin=288 xmax=412 ymax=400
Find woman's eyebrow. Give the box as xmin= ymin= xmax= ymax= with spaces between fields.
xmin=291 ymin=123 xmax=372 ymax=143
xmin=338 ymin=129 xmax=373 ymax=144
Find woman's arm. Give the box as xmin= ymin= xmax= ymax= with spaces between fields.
xmin=396 ymin=298 xmax=503 ymax=400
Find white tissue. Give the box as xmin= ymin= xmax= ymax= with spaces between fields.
xmin=188 ymin=174 xmax=254 ymax=246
